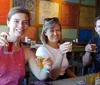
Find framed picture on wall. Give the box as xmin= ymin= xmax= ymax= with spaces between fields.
xmin=13 ymin=0 xmax=37 ymax=24
xmin=78 ymin=29 xmax=93 ymax=43
xmin=39 ymin=0 xmax=59 ymax=24
xmin=79 ymin=6 xmax=95 ymax=27
xmin=60 ymin=3 xmax=79 ymax=26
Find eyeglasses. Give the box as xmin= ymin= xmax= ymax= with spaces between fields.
xmin=44 ymin=17 xmax=59 ymax=21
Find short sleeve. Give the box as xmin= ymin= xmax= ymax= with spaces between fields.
xmin=36 ymin=46 xmax=50 ymax=58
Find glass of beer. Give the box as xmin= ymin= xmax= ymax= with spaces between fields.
xmin=86 ymin=74 xmax=94 ymax=85
xmin=37 ymin=57 xmax=46 ymax=68
xmin=91 ymin=44 xmax=97 ymax=52
xmin=67 ymin=41 xmax=72 ymax=52
xmin=69 ymin=42 xmax=72 ymax=52
xmin=4 ymin=42 xmax=14 ymax=54
xmin=4 ymin=35 xmax=16 ymax=54
xmin=36 ymin=57 xmax=50 ymax=73
xmin=92 ymin=72 xmax=100 ymax=80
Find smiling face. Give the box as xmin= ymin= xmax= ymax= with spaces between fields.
xmin=7 ymin=13 xmax=29 ymax=37
xmin=45 ymin=23 xmax=61 ymax=43
xmin=95 ymin=19 xmax=100 ymax=36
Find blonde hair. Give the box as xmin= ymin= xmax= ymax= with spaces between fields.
xmin=41 ymin=17 xmax=61 ymax=44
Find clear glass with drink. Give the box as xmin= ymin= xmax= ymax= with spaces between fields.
xmin=4 ymin=42 xmax=14 ymax=54
xmin=36 ymin=57 xmax=50 ymax=73
xmin=69 ymin=42 xmax=72 ymax=52
xmin=86 ymin=73 xmax=100 ymax=85
xmin=92 ymin=72 xmax=100 ymax=84
xmin=66 ymin=41 xmax=72 ymax=52
xmin=86 ymin=74 xmax=94 ymax=85
xmin=4 ymin=35 xmax=16 ymax=54
xmin=91 ymin=44 xmax=97 ymax=52
xmin=37 ymin=57 xmax=45 ymax=68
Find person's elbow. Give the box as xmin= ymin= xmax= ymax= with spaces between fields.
xmin=37 ymin=77 xmax=47 ymax=81
xmin=35 ymin=74 xmax=48 ymax=80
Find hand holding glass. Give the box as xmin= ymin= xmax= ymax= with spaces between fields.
xmin=68 ymin=42 xmax=72 ymax=52
xmin=91 ymin=44 xmax=97 ymax=52
xmin=36 ymin=57 xmax=50 ymax=73
xmin=60 ymin=42 xmax=72 ymax=54
xmin=4 ymin=35 xmax=16 ymax=54
xmin=65 ymin=42 xmax=72 ymax=52
xmin=4 ymin=42 xmax=14 ymax=54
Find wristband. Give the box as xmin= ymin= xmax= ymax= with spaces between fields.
xmin=43 ymin=68 xmax=50 ymax=73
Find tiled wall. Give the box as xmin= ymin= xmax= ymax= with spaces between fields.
xmin=0 ymin=26 xmax=95 ymax=43
xmin=38 ymin=27 xmax=77 ymax=42
xmin=62 ymin=28 xmax=77 ymax=40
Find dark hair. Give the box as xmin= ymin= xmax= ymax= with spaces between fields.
xmin=7 ymin=6 xmax=31 ymax=25
xmin=41 ymin=17 xmax=62 ymax=44
xmin=94 ymin=15 xmax=100 ymax=27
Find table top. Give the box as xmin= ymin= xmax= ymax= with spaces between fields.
xmin=51 ymin=76 xmax=87 ymax=85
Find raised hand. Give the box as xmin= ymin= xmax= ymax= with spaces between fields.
xmin=85 ymin=44 xmax=92 ymax=52
xmin=0 ymin=32 xmax=8 ymax=47
xmin=43 ymin=57 xmax=53 ymax=71
xmin=60 ymin=42 xmax=72 ymax=54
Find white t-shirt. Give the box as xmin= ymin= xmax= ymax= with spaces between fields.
xmin=36 ymin=44 xmax=68 ymax=76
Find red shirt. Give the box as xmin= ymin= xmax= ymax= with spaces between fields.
xmin=0 ymin=46 xmax=25 ymax=85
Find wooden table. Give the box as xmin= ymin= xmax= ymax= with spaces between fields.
xmin=50 ymin=76 xmax=88 ymax=85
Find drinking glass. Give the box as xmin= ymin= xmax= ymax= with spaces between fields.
xmin=4 ymin=35 xmax=15 ymax=54
xmin=37 ymin=57 xmax=45 ymax=68
xmin=36 ymin=57 xmax=49 ymax=73
xmin=91 ymin=44 xmax=97 ymax=52
xmin=69 ymin=42 xmax=72 ymax=52
xmin=92 ymin=72 xmax=100 ymax=84
xmin=4 ymin=42 xmax=14 ymax=54
xmin=86 ymin=74 xmax=94 ymax=85
xmin=67 ymin=41 xmax=72 ymax=52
